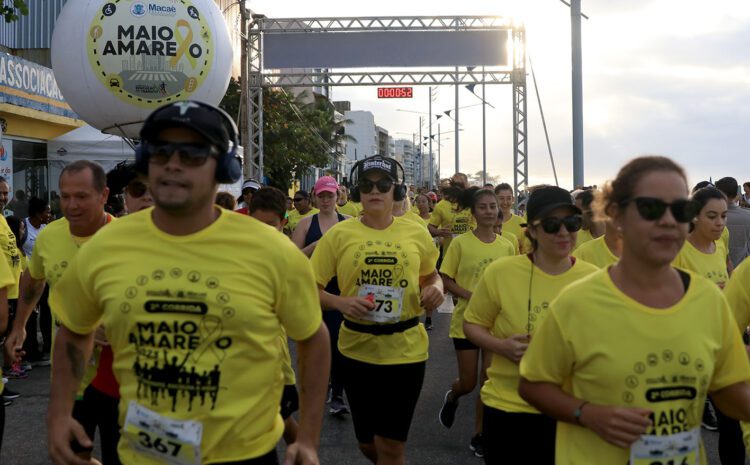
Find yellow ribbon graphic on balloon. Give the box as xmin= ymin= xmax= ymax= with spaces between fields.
xmin=171 ymin=19 xmax=197 ymax=69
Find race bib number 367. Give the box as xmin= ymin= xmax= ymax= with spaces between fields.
xmin=124 ymin=401 xmax=203 ymax=465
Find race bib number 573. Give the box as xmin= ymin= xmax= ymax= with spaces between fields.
xmin=358 ymin=284 xmax=404 ymax=323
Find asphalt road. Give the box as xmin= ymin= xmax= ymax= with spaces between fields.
xmin=1 ymin=312 xmax=735 ymax=464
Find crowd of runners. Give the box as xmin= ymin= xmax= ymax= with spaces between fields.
xmin=0 ymin=100 xmax=750 ymax=465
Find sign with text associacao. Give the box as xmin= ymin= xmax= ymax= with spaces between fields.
xmin=0 ymin=52 xmax=78 ymax=119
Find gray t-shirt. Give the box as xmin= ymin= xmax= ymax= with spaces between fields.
xmin=726 ymin=203 xmax=750 ymax=266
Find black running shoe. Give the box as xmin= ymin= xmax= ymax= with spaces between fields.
xmin=702 ymin=399 xmax=719 ymax=431
xmin=329 ymin=395 xmax=350 ymax=416
xmin=439 ymin=390 xmax=459 ymax=428
xmin=470 ymin=434 xmax=485 ymax=458
xmin=425 ymin=317 xmax=433 ymax=331
xmin=2 ymin=388 xmax=20 ymax=400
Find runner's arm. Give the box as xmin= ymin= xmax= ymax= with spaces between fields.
xmin=291 ymin=217 xmax=317 ymax=257
xmin=518 ymin=379 xmax=652 ymax=449
xmin=47 ymin=326 xmax=96 ymax=465
xmin=5 ymin=271 xmax=46 ymax=359
xmin=440 ymin=273 xmax=471 ymax=300
xmin=711 ymin=382 xmax=750 ymax=421
xmin=318 ymin=287 xmax=373 ymax=318
xmin=285 ymin=323 xmax=330 ymax=465
xmin=419 ymin=269 xmax=444 ymax=310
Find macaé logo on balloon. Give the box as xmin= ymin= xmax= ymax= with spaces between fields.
xmin=88 ymin=0 xmax=213 ymax=108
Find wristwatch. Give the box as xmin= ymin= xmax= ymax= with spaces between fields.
xmin=574 ymin=401 xmax=589 ymax=425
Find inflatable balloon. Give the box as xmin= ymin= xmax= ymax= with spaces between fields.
xmin=52 ymin=0 xmax=233 ymax=139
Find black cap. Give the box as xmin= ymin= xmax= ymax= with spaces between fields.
xmin=295 ymin=190 xmax=310 ymax=199
xmin=358 ymin=155 xmax=399 ymax=181
xmin=525 ymin=186 xmax=581 ymax=225
xmin=140 ymin=101 xmax=231 ymax=154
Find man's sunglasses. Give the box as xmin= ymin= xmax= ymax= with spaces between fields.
xmin=358 ymin=178 xmax=394 ymax=194
xmin=533 ymin=215 xmax=583 ymax=234
xmin=293 ymin=197 xmax=306 ymax=202
xmin=125 ymin=181 xmax=148 ymax=198
xmin=145 ymin=142 xmax=218 ymax=167
xmin=242 ymin=188 xmax=258 ymax=196
xmin=620 ymin=197 xmax=698 ymax=223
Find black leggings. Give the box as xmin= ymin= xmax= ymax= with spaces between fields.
xmin=322 ymin=310 xmax=345 ymax=398
xmin=715 ymin=398 xmax=745 ymax=465
xmin=483 ymin=406 xmax=556 ymax=465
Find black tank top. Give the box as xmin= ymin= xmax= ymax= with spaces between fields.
xmin=305 ymin=213 xmax=346 ymax=295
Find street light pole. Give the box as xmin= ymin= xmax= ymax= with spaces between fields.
xmin=454 ymin=67 xmax=459 ymax=173
xmin=571 ymin=0 xmax=584 ymax=187
xmin=429 ymin=86 xmax=433 ymax=190
xmin=482 ymin=66 xmax=487 ymax=185
xmin=418 ymin=116 xmax=423 ymax=187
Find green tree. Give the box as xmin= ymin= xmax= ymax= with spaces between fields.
xmin=2 ymin=1 xmax=28 ymax=22
xmin=218 ymin=84 xmax=354 ymax=190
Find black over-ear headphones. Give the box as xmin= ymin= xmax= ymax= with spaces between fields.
xmin=135 ymin=101 xmax=242 ymax=184
xmin=349 ymin=155 xmax=407 ymax=203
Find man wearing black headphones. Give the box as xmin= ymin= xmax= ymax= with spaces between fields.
xmin=46 ymin=101 xmax=330 ymax=465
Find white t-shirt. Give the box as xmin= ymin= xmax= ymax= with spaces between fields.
xmin=23 ymin=218 xmax=45 ymax=258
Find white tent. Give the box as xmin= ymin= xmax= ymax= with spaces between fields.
xmin=47 ymin=124 xmax=134 ymax=194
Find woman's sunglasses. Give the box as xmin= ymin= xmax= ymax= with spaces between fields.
xmin=620 ymin=197 xmax=698 ymax=223
xmin=358 ymin=178 xmax=394 ymax=194
xmin=534 ymin=215 xmax=583 ymax=234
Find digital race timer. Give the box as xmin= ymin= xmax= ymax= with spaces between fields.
xmin=377 ymin=87 xmax=413 ymax=98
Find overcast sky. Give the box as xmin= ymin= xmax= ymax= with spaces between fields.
xmin=247 ymin=0 xmax=750 ymax=188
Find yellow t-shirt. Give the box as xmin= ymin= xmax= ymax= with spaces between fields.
xmin=500 ymin=231 xmax=520 ymax=255
xmin=279 ymin=329 xmax=295 ymax=385
xmin=311 ymin=216 xmax=439 ymax=365
xmin=520 ymin=269 xmax=750 ymax=465
xmin=401 ymin=211 xmax=428 ymax=229
xmin=287 ymin=207 xmax=319 ymax=232
xmin=29 ymin=216 xmax=112 ymax=396
xmin=429 ymin=199 xmax=476 ymax=252
xmin=574 ymin=228 xmax=594 ymax=250
xmin=725 ymin=258 xmax=750 ymax=332
xmin=439 ymin=232 xmax=515 ymax=339
xmin=572 ymin=236 xmax=619 ymax=269
xmin=337 ymin=201 xmax=361 ymax=218
xmin=673 ymin=239 xmax=729 ymax=289
xmin=0 ymin=215 xmax=22 ymax=298
xmin=50 ymin=208 xmax=322 ymax=464
xmin=464 ymin=255 xmax=598 ymax=413
xmin=0 ymin=254 xmax=17 ymax=395
xmin=502 ymin=213 xmax=530 ymax=254
xmin=721 ymin=227 xmax=730 ymax=253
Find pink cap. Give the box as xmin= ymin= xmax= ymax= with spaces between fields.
xmin=314 ymin=176 xmax=339 ymax=194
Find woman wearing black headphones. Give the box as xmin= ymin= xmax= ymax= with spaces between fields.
xmin=310 ymin=155 xmax=444 ymax=465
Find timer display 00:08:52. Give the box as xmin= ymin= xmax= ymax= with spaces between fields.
xmin=377 ymin=87 xmax=413 ymax=98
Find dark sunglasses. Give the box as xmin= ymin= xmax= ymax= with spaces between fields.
xmin=125 ymin=181 xmax=148 ymax=198
xmin=621 ymin=197 xmax=698 ymax=223
xmin=293 ymin=197 xmax=306 ymax=202
xmin=242 ymin=188 xmax=258 ymax=196
xmin=145 ymin=142 xmax=218 ymax=167
xmin=358 ymin=178 xmax=394 ymax=194
xmin=534 ymin=215 xmax=583 ymax=234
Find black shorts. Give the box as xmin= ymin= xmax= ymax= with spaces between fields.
xmin=280 ymin=384 xmax=299 ymax=419
xmin=342 ymin=355 xmax=426 ymax=444
xmin=482 ymin=406 xmax=556 ymax=465
xmin=452 ymin=337 xmax=478 ymax=351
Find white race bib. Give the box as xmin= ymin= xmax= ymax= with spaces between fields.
xmin=358 ymin=284 xmax=404 ymax=323
xmin=123 ymin=401 xmax=203 ymax=465
xmin=630 ymin=428 xmax=700 ymax=465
